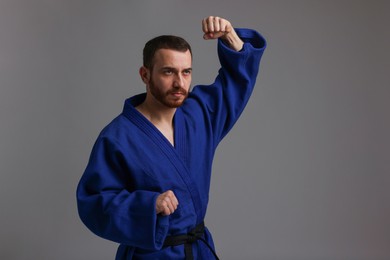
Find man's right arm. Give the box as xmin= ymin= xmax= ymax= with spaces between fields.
xmin=76 ymin=136 xmax=170 ymax=250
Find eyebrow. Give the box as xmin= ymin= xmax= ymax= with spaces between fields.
xmin=161 ymin=67 xmax=192 ymax=72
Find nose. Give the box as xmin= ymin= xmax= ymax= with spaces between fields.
xmin=173 ymin=73 xmax=184 ymax=88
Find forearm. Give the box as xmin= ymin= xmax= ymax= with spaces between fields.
xmin=221 ymin=29 xmax=244 ymax=51
xmin=78 ymin=186 xmax=169 ymax=250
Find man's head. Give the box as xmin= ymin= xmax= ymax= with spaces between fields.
xmin=140 ymin=35 xmax=193 ymax=108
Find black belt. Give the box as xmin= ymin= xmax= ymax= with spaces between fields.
xmin=163 ymin=222 xmax=220 ymax=260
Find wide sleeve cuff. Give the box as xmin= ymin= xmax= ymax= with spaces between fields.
xmin=218 ymin=28 xmax=267 ymax=53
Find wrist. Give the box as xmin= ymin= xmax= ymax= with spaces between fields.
xmin=221 ymin=29 xmax=244 ymax=51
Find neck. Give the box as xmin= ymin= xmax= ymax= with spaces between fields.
xmin=136 ymin=95 xmax=176 ymax=126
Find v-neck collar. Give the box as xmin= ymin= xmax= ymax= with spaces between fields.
xmin=122 ymin=94 xmax=202 ymax=222
xmin=122 ymin=94 xmax=186 ymax=158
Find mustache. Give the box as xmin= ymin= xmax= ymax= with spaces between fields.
xmin=167 ymin=87 xmax=188 ymax=95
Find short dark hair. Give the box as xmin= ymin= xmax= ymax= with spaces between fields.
xmin=143 ymin=35 xmax=192 ymax=69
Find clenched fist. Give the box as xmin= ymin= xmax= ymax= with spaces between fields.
xmin=202 ymin=16 xmax=244 ymax=51
xmin=156 ymin=190 xmax=179 ymax=216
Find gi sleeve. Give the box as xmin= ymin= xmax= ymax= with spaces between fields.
xmin=190 ymin=28 xmax=266 ymax=146
xmin=76 ymin=136 xmax=169 ymax=251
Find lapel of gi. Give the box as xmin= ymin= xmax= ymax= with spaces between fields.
xmin=122 ymin=99 xmax=203 ymax=223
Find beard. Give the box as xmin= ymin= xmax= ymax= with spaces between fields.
xmin=149 ymin=78 xmax=189 ymax=108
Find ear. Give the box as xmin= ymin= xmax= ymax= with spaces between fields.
xmin=139 ymin=66 xmax=150 ymax=84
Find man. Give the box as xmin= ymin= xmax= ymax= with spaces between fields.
xmin=77 ymin=16 xmax=266 ymax=259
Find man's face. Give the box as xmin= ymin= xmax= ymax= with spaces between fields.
xmin=147 ymin=49 xmax=192 ymax=108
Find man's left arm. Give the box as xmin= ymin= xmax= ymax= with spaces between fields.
xmin=193 ymin=16 xmax=267 ymax=144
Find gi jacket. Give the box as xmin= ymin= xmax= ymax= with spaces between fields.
xmin=77 ymin=28 xmax=266 ymax=259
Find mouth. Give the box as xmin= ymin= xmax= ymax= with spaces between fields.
xmin=169 ymin=91 xmax=187 ymax=98
xmin=171 ymin=92 xmax=184 ymax=96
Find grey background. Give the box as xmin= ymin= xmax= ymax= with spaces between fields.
xmin=1 ymin=1 xmax=389 ymax=259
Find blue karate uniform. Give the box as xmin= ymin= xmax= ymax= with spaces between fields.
xmin=77 ymin=28 xmax=266 ymax=259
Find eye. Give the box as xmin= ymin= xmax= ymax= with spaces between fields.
xmin=183 ymin=69 xmax=192 ymax=76
xmin=163 ymin=69 xmax=173 ymax=75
